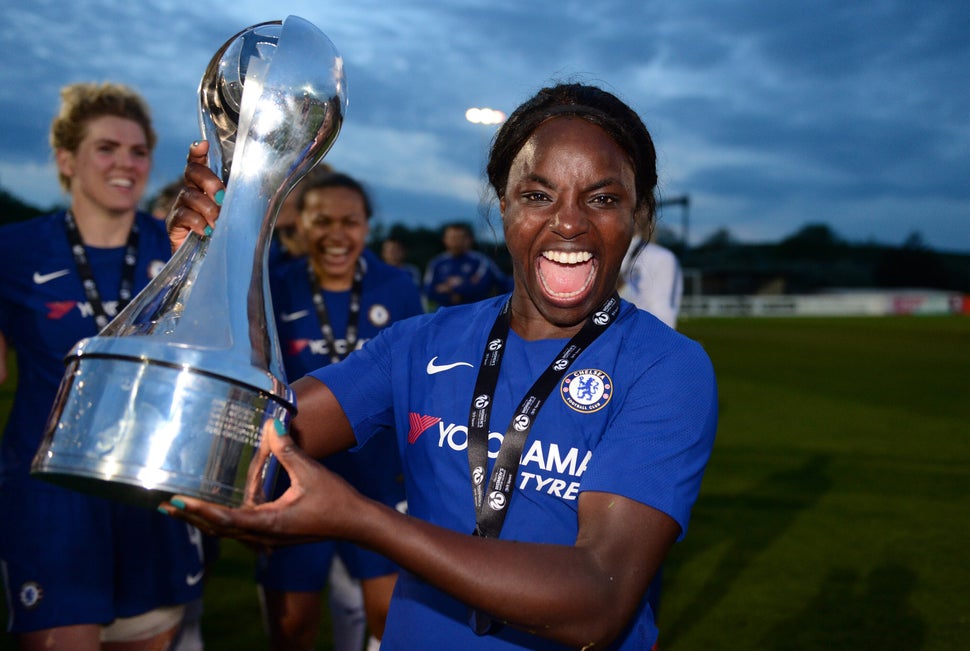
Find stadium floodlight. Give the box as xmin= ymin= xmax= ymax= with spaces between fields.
xmin=465 ymin=107 xmax=506 ymax=125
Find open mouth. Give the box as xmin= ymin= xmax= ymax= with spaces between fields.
xmin=537 ymin=250 xmax=595 ymax=300
xmin=324 ymin=245 xmax=350 ymax=257
xmin=319 ymin=244 xmax=355 ymax=268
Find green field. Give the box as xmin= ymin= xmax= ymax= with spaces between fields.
xmin=2 ymin=316 xmax=968 ymax=649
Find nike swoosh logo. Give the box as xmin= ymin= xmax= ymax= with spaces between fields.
xmin=33 ymin=269 xmax=71 ymax=285
xmin=426 ymin=356 xmax=474 ymax=375
xmin=280 ymin=310 xmax=309 ymax=323
xmin=185 ymin=570 xmax=205 ymax=586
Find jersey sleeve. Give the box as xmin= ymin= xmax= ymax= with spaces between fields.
xmin=581 ymin=337 xmax=718 ymax=540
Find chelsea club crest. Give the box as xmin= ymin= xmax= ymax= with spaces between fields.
xmin=19 ymin=581 xmax=43 ymax=609
xmin=560 ymin=368 xmax=613 ymax=413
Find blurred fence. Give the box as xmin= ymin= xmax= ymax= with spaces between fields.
xmin=681 ymin=290 xmax=968 ymax=317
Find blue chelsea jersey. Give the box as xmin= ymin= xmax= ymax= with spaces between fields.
xmin=0 ymin=211 xmax=170 ymax=478
xmin=311 ymin=296 xmax=718 ymax=650
xmin=269 ymin=249 xmax=424 ymax=382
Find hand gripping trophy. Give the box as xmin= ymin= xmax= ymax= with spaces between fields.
xmin=31 ymin=16 xmax=347 ymax=508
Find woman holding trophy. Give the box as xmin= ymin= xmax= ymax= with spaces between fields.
xmin=0 ymin=83 xmax=205 ymax=650
xmin=164 ymin=82 xmax=718 ymax=650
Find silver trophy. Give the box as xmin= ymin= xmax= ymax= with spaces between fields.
xmin=30 ymin=16 xmax=347 ymax=508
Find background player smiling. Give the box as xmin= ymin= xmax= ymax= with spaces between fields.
xmin=0 ymin=81 xmax=204 ymax=651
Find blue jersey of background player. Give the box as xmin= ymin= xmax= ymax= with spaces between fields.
xmin=311 ymin=296 xmax=717 ymax=650
xmin=423 ymin=222 xmax=512 ymax=307
xmin=272 ymin=249 xmax=423 ymax=379
xmin=0 ymin=212 xmax=204 ymax=637
xmin=257 ymin=171 xmax=424 ymax=651
xmin=260 ymin=255 xmax=423 ymax=591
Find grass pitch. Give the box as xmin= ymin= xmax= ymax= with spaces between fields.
xmin=662 ymin=316 xmax=969 ymax=650
xmin=2 ymin=315 xmax=968 ymax=649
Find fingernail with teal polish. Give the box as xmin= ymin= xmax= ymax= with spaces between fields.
xmin=170 ymin=497 xmax=187 ymax=510
xmin=214 ymin=189 xmax=225 ymax=206
xmin=273 ymin=418 xmax=287 ymax=436
xmin=203 ymin=225 xmax=213 ymax=237
xmin=191 ymin=140 xmax=200 ymax=147
xmin=157 ymin=505 xmax=169 ymax=515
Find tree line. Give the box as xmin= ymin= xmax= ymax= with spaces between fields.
xmin=4 ymin=188 xmax=968 ymax=294
xmin=675 ymin=223 xmax=970 ymax=294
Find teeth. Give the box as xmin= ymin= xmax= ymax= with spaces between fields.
xmin=542 ymin=250 xmax=592 ymax=264
xmin=109 ymin=179 xmax=133 ymax=188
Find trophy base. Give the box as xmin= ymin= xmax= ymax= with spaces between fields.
xmin=31 ymin=354 xmax=292 ymax=509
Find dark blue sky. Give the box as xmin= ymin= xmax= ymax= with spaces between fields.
xmin=2 ymin=0 xmax=968 ymax=251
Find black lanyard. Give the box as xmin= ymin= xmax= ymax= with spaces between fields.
xmin=63 ymin=211 xmax=139 ymax=330
xmin=464 ymin=293 xmax=620 ymax=635
xmin=306 ymin=258 xmax=364 ymax=364
xmin=466 ymin=292 xmax=621 ymax=538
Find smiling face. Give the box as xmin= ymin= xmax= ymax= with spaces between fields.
xmin=56 ymin=115 xmax=151 ymax=216
xmin=300 ymin=185 xmax=370 ymax=290
xmin=501 ymin=117 xmax=637 ymax=339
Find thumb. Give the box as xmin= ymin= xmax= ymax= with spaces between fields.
xmin=264 ymin=417 xmax=317 ymax=481
xmin=246 ymin=417 xmax=309 ymax=505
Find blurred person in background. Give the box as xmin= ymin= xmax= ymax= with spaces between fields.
xmin=269 ymin=162 xmax=334 ymax=266
xmin=0 ymin=81 xmax=205 ymax=651
xmin=423 ymin=221 xmax=511 ymax=308
xmin=257 ymin=169 xmax=424 ymax=651
xmin=619 ymin=224 xmax=683 ymax=329
xmin=380 ymin=236 xmax=421 ymax=288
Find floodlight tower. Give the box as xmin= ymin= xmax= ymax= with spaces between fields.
xmin=658 ymin=194 xmax=690 ymax=255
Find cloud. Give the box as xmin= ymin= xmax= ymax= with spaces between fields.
xmin=1 ymin=0 xmax=968 ymax=251
xmin=328 ymin=124 xmax=485 ymax=205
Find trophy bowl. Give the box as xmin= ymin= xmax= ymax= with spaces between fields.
xmin=30 ymin=16 xmax=347 ymax=508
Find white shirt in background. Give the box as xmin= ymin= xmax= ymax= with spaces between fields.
xmin=619 ymin=238 xmax=683 ymax=329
